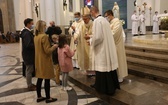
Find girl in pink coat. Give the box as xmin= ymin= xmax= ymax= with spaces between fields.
xmin=58 ymin=35 xmax=76 ymax=91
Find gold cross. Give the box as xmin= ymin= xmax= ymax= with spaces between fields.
xmin=143 ymin=2 xmax=147 ymax=9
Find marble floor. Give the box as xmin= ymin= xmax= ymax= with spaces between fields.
xmin=0 ymin=43 xmax=109 ymax=105
xmin=69 ymin=70 xmax=168 ymax=105
xmin=1 ymin=32 xmax=168 ymax=105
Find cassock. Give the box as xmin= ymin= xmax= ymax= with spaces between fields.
xmin=68 ymin=19 xmax=83 ymax=68
xmin=153 ymin=15 xmax=159 ymax=34
xmin=139 ymin=14 xmax=146 ymax=34
xmin=131 ymin=14 xmax=139 ymax=35
xmin=77 ymin=20 xmax=93 ymax=71
xmin=91 ymin=15 xmax=120 ymax=95
xmin=110 ymin=18 xmax=128 ymax=80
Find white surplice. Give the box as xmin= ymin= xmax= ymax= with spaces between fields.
xmin=139 ymin=14 xmax=146 ymax=34
xmin=153 ymin=15 xmax=159 ymax=34
xmin=131 ymin=14 xmax=139 ymax=35
xmin=91 ymin=16 xmax=118 ymax=72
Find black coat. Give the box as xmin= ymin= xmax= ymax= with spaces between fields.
xmin=20 ymin=28 xmax=35 ymax=65
xmin=46 ymin=25 xmax=62 ymax=40
xmin=52 ymin=48 xmax=59 ymax=65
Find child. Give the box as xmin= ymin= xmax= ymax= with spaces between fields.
xmin=58 ymin=35 xmax=76 ymax=91
xmin=51 ymin=34 xmax=61 ymax=85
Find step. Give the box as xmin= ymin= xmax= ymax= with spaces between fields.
xmin=127 ymin=56 xmax=168 ymax=72
xmin=126 ymin=50 xmax=168 ymax=63
xmin=125 ymin=45 xmax=168 ymax=54
xmin=69 ymin=70 xmax=168 ymax=105
xmin=126 ymin=50 xmax=168 ymax=61
xmin=128 ymin=65 xmax=168 ymax=84
xmin=68 ymin=70 xmax=128 ymax=105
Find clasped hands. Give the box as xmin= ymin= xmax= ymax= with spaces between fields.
xmin=84 ymin=34 xmax=91 ymax=46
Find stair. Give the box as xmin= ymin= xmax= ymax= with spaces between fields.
xmin=125 ymin=45 xmax=168 ymax=84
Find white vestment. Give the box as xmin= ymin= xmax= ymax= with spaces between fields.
xmin=91 ymin=16 xmax=118 ymax=72
xmin=139 ymin=14 xmax=146 ymax=34
xmin=77 ymin=21 xmax=93 ymax=70
xmin=153 ymin=15 xmax=159 ymax=34
xmin=131 ymin=14 xmax=139 ymax=35
xmin=68 ymin=19 xmax=83 ymax=67
xmin=110 ymin=18 xmax=128 ymax=78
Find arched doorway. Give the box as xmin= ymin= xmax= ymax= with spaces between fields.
xmin=0 ymin=9 xmax=4 ymax=33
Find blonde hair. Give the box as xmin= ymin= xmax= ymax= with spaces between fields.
xmin=35 ymin=20 xmax=46 ymax=36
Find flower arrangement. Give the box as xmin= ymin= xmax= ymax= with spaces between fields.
xmin=120 ymin=20 xmax=125 ymax=25
xmin=160 ymin=16 xmax=168 ymax=30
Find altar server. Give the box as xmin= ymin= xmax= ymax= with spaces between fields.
xmin=139 ymin=11 xmax=146 ymax=35
xmin=153 ymin=11 xmax=159 ymax=34
xmin=131 ymin=11 xmax=139 ymax=35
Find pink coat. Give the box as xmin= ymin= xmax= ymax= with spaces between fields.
xmin=58 ymin=45 xmax=75 ymax=72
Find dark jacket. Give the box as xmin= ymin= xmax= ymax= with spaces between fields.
xmin=46 ymin=25 xmax=62 ymax=40
xmin=52 ymin=48 xmax=59 ymax=65
xmin=20 ymin=28 xmax=35 ymax=65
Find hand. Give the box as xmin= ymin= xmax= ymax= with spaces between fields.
xmin=84 ymin=35 xmax=90 ymax=40
xmin=53 ymin=44 xmax=58 ymax=49
xmin=71 ymin=26 xmax=76 ymax=31
xmin=74 ymin=39 xmax=78 ymax=44
xmin=74 ymin=40 xmax=78 ymax=44
xmin=51 ymin=43 xmax=54 ymax=46
xmin=87 ymin=40 xmax=91 ymax=46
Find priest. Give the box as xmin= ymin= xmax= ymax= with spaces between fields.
xmin=153 ymin=11 xmax=159 ymax=34
xmin=104 ymin=10 xmax=128 ymax=83
xmin=69 ymin=12 xmax=83 ymax=68
xmin=139 ymin=11 xmax=146 ymax=35
xmin=77 ymin=14 xmax=95 ymax=76
xmin=90 ymin=6 xmax=120 ymax=95
xmin=131 ymin=11 xmax=139 ymax=35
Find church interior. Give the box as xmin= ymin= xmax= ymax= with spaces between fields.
xmin=1 ymin=0 xmax=168 ymax=105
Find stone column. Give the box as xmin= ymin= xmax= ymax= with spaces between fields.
xmin=7 ymin=0 xmax=16 ymax=32
xmin=98 ymin=0 xmax=102 ymax=15
xmin=0 ymin=0 xmax=9 ymax=33
xmin=155 ymin=0 xmax=160 ymax=13
xmin=45 ymin=0 xmax=56 ymax=26
xmin=25 ymin=0 xmax=33 ymax=18
xmin=74 ymin=0 xmax=80 ymax=12
xmin=18 ymin=0 xmax=26 ymax=30
xmin=54 ymin=0 xmax=63 ymax=25
xmin=40 ymin=0 xmax=46 ymax=21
